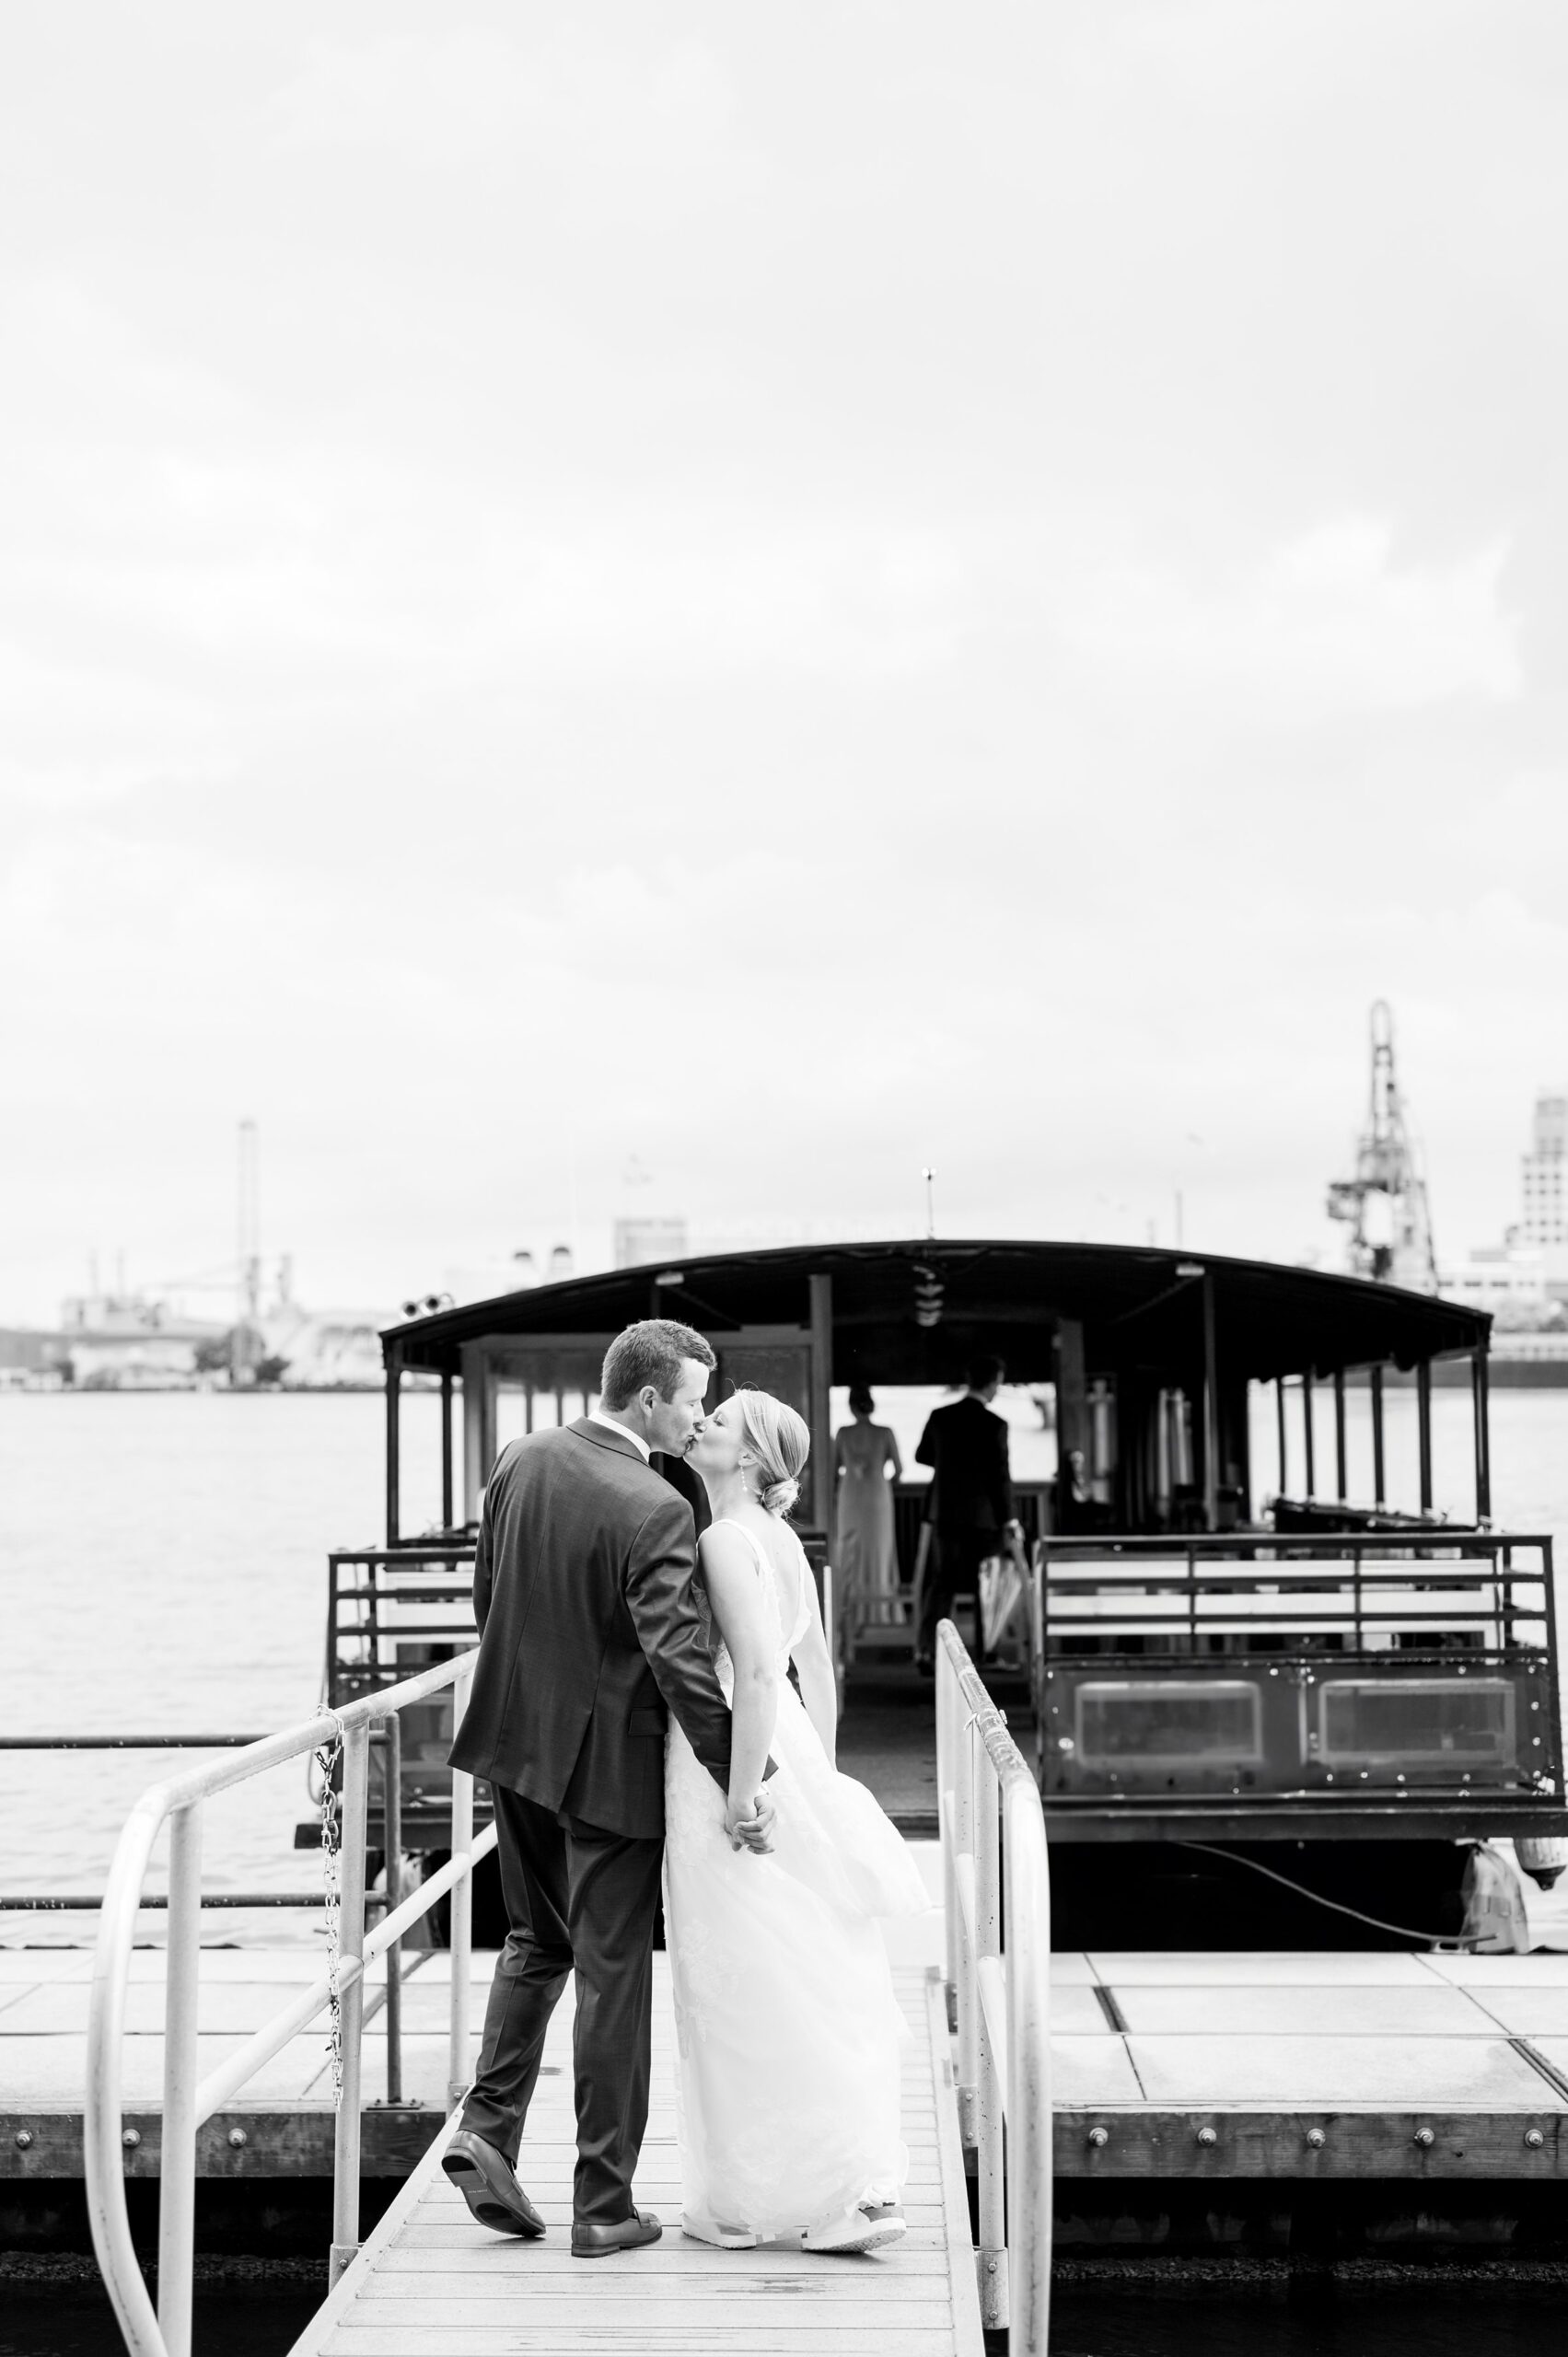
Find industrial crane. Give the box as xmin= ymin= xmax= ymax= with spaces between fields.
xmin=1326 ymin=1000 xmax=1439 ymax=1292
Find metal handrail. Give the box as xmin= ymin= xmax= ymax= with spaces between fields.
xmin=935 ymin=1617 xmax=1051 ymax=2357
xmin=85 ymin=1649 xmax=496 ymax=2357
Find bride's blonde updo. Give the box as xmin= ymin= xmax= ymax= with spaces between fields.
xmin=735 ymin=1387 xmax=811 ymax=1518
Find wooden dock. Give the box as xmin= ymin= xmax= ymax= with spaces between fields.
xmin=284 ymin=1956 xmax=983 ymax=2357
xmin=7 ymin=1933 xmax=1568 ymax=2176
xmin=6 ymin=1930 xmax=1568 ymax=2190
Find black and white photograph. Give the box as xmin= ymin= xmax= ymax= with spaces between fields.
xmin=5 ymin=7 xmax=1568 ymax=2355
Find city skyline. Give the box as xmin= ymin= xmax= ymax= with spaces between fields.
xmin=8 ymin=1061 xmax=1566 ymax=1331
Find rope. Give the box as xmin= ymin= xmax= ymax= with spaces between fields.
xmin=312 ymin=1713 xmax=347 ymax=2106
xmin=1174 ymin=1839 xmax=1477 ymax=1950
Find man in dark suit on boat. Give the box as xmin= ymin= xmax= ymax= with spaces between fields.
xmin=913 ymin=1353 xmax=1020 ymax=1673
xmin=444 ymin=1318 xmax=772 ymax=2258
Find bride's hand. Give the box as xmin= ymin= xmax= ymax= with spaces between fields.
xmin=726 ymin=1789 xmax=776 ymax=1854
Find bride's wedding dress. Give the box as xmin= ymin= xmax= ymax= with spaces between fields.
xmin=663 ymin=1516 xmax=929 ymax=2245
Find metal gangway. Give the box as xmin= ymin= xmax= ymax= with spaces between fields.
xmin=84 ymin=1623 xmax=1052 ymax=2357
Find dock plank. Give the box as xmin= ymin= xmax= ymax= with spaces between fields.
xmin=376 ymin=2249 xmax=954 ymax=2275
xmin=1123 ymin=2030 xmax=1566 ymax=2107
xmin=324 ymin=2334 xmax=954 ymax=2353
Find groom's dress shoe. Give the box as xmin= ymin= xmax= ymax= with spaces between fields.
xmin=442 ymin=2130 xmax=546 ymax=2238
xmin=571 ymin=2209 xmax=663 ymax=2258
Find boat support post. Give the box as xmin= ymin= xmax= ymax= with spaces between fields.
xmin=440 ymin=1370 xmax=455 ymax=1529
xmin=808 ymin=1272 xmax=833 ymax=1536
xmin=1472 ymin=1345 xmax=1492 ymax=1524
xmin=1301 ymin=1370 xmax=1316 ymax=1499
xmin=1274 ymin=1377 xmax=1287 ymax=1500
xmin=1201 ymin=1270 xmax=1219 ymax=1531
xmin=1371 ymin=1364 xmax=1386 ymax=1507
xmin=1417 ymin=1359 xmax=1434 ymax=1513
xmin=384 ymin=1349 xmax=402 ymax=1548
xmin=1333 ymin=1368 xmax=1347 ymax=1501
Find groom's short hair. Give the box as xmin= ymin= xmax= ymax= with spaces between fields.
xmin=600 ymin=1318 xmax=715 ymax=1410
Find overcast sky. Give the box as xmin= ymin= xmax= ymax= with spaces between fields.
xmin=3 ymin=3 xmax=1565 ymax=1323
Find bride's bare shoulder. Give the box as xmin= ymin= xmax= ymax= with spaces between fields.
xmin=698 ymin=1518 xmax=763 ymax=1574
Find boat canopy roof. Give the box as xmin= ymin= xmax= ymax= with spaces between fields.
xmin=383 ymin=1238 xmax=1488 ymax=1388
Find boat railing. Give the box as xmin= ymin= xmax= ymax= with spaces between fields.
xmin=1033 ymin=1529 xmax=1557 ymax=1643
xmin=935 ymin=1615 xmax=1051 ymax=2357
xmin=1032 ymin=1529 xmax=1556 ymax=1643
xmin=1028 ymin=1531 xmax=1562 ymax=1831
xmin=327 ymin=1544 xmax=478 ymax=1694
xmin=85 ymin=1650 xmax=495 ymax=2357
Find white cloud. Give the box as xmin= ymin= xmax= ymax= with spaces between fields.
xmin=1057 ymin=519 xmax=1520 ymax=714
xmin=271 ymin=25 xmax=742 ymax=177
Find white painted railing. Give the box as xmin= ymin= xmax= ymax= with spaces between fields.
xmin=85 ymin=1653 xmax=497 ymax=2357
xmin=936 ymin=1616 xmax=1052 ymax=2355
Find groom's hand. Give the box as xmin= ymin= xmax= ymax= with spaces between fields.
xmin=726 ymin=1788 xmax=776 ymax=1854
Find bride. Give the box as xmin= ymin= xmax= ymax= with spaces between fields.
xmin=663 ymin=1386 xmax=929 ymax=2253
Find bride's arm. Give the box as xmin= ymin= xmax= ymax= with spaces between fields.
xmin=790 ymin=1561 xmax=838 ymax=1766
xmin=700 ymin=1526 xmax=779 ymax=1837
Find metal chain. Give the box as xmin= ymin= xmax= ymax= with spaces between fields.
xmin=313 ymin=1716 xmax=347 ymax=2108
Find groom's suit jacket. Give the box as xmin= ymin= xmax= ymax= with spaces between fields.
xmin=448 ymin=1419 xmax=733 ymax=1840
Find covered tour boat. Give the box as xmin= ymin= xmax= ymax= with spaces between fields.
xmin=315 ymin=1238 xmax=1564 ymax=1945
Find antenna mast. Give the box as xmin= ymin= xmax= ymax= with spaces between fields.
xmin=1326 ymin=1002 xmax=1438 ymax=1291
xmin=232 ymin=1120 xmax=262 ymax=1382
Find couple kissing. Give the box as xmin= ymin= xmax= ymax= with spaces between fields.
xmin=443 ymin=1318 xmax=927 ymax=2258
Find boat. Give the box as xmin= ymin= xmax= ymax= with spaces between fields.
xmin=319 ymin=1237 xmax=1565 ymax=1948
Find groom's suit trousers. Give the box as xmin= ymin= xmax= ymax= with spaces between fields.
xmin=460 ymin=1782 xmax=664 ymax=2226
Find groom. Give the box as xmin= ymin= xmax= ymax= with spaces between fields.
xmin=443 ymin=1318 xmax=771 ymax=2257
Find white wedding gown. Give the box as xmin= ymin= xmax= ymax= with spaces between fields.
xmin=663 ymin=1516 xmax=929 ymax=2241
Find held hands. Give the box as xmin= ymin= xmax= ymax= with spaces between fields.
xmin=726 ymin=1786 xmax=777 ymax=1854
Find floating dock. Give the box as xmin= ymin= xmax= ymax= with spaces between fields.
xmin=6 ymin=1932 xmax=1568 ymax=2204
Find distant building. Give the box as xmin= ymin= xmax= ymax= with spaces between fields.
xmin=1441 ymin=1090 xmax=1568 ymax=1322
xmin=54 ymin=1289 xmax=226 ymax=1386
xmin=261 ymin=1306 xmax=390 ymax=1387
xmin=1440 ymin=1244 xmax=1554 ymax=1318
xmin=613 ymin=1215 xmax=688 ymax=1271
xmin=0 ymin=1329 xmax=72 ymax=1386
xmin=1518 ymin=1091 xmax=1568 ymax=1248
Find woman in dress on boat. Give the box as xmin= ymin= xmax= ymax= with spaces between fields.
xmin=662 ymin=1387 xmax=928 ymax=2254
xmin=832 ymin=1385 xmax=903 ymax=1620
